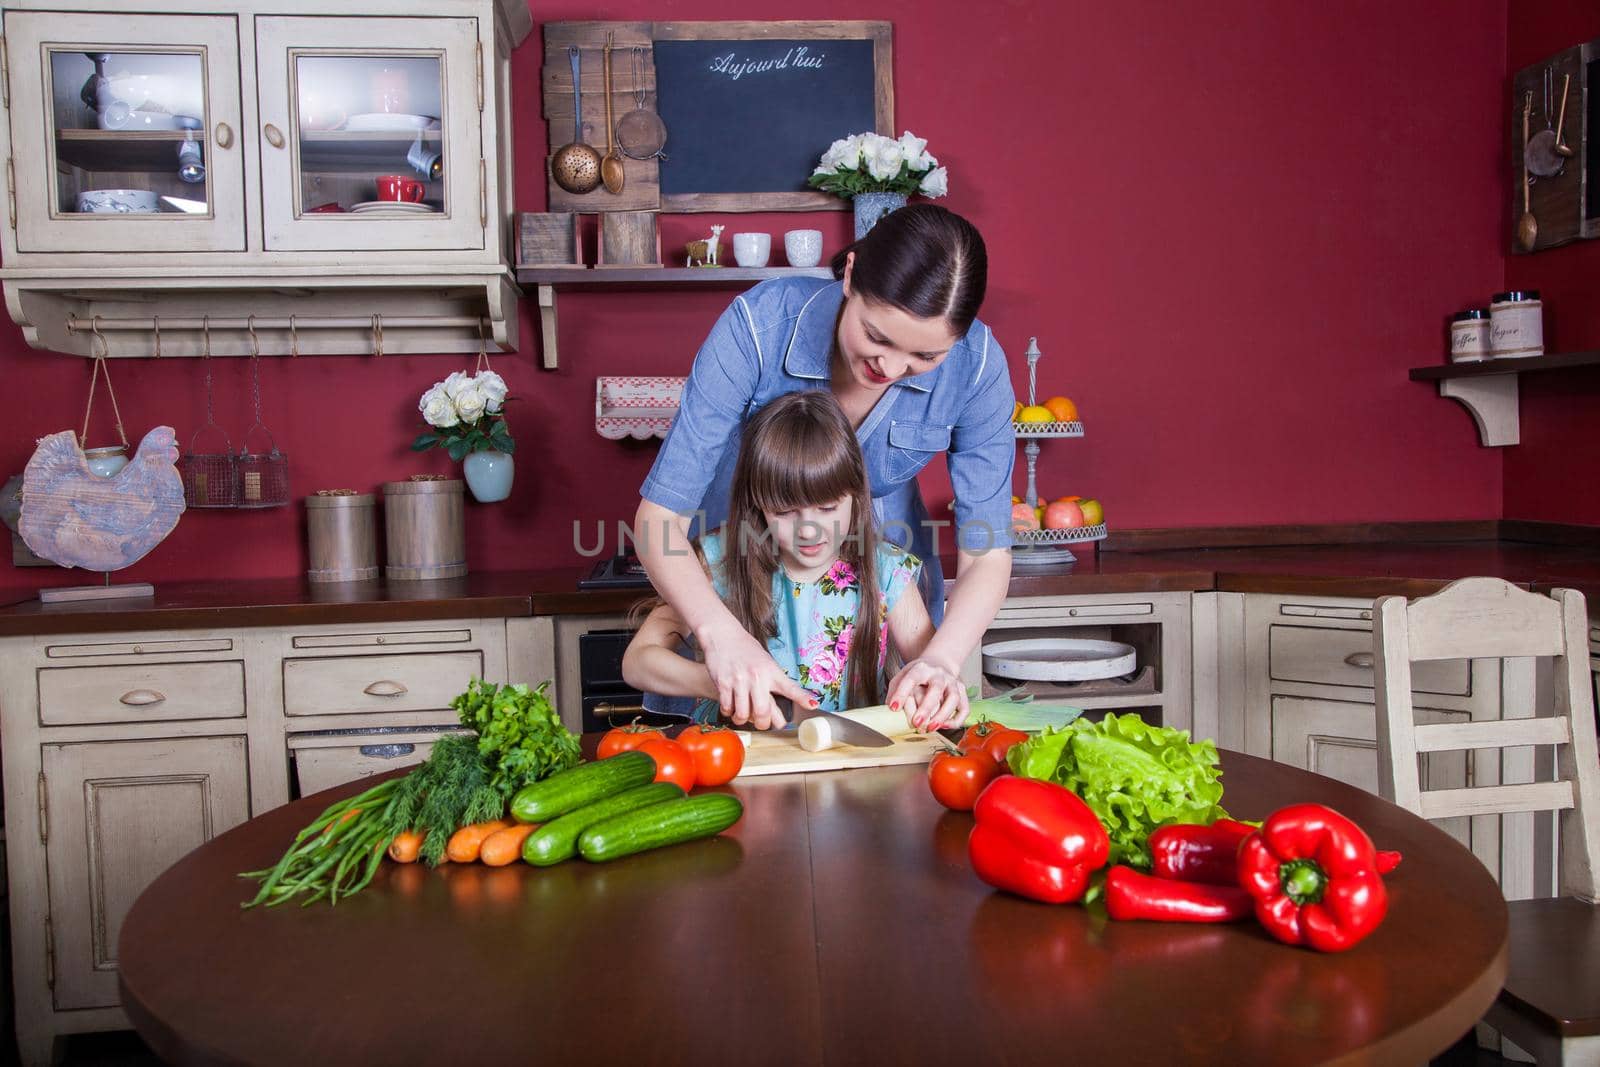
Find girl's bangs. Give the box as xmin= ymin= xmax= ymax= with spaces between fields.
xmin=747 ymin=424 xmax=858 ymax=514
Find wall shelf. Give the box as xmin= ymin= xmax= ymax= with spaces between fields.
xmin=515 ymin=265 xmax=833 ymax=369
xmin=1408 ymin=351 xmax=1600 ymax=447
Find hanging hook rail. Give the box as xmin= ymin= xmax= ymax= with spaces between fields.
xmin=66 ymin=313 xmax=490 ymax=333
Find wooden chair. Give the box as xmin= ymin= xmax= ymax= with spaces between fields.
xmin=1373 ymin=577 xmax=1600 ymax=1066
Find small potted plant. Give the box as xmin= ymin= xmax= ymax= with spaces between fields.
xmin=411 ymin=369 xmax=515 ymax=502
xmin=808 ymin=130 xmax=948 ymax=238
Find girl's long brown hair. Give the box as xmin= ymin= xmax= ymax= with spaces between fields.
xmin=723 ymin=391 xmax=888 ymax=708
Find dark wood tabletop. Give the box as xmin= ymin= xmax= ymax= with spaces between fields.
xmin=118 ymin=748 xmax=1507 ymax=1066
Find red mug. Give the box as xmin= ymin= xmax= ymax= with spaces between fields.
xmin=376 ymin=175 xmax=425 ymax=203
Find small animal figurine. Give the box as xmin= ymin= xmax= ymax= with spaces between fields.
xmin=20 ymin=426 xmax=185 ymax=572
xmin=686 ymin=225 xmax=728 ymax=268
xmin=706 ymin=224 xmax=724 ymax=266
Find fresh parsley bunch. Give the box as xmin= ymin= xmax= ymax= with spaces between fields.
xmin=452 ymin=678 xmax=582 ymax=798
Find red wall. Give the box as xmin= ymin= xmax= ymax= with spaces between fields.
xmin=0 ymin=1 xmax=1511 ymax=598
xmin=1502 ymin=0 xmax=1600 ymax=523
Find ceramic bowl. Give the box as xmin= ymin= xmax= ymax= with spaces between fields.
xmin=76 ymin=189 xmax=161 ymax=214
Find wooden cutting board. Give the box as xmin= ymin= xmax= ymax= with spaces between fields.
xmin=737 ymin=725 xmax=944 ymax=777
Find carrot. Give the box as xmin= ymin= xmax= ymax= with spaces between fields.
xmin=479 ymin=823 xmax=539 ymax=867
xmin=386 ymin=830 xmax=424 ymax=864
xmin=446 ymin=819 xmax=511 ymax=863
xmin=322 ymin=808 xmax=361 ymax=835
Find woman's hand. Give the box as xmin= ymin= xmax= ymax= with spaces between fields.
xmin=886 ymin=655 xmax=970 ymax=732
xmin=699 ymin=618 xmax=818 ymax=730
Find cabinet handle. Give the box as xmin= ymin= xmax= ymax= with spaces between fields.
xmin=363 ymin=680 xmax=408 ymax=697
xmin=479 ymin=158 xmax=488 ymax=230
xmin=264 ymin=123 xmax=285 ymax=149
xmin=358 ymin=743 xmax=416 ymax=759
xmin=119 ymin=689 xmax=167 ymax=706
xmin=215 ymin=122 xmax=234 ymax=149
xmin=1344 ymin=652 xmax=1374 ymax=669
xmin=595 ymin=702 xmax=645 ymax=721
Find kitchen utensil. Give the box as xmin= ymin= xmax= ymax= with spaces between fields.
xmin=1555 ymin=72 xmax=1574 ymax=158
xmin=235 ymin=318 xmax=288 ymax=509
xmin=75 ymin=189 xmax=160 ymax=214
xmin=732 ymin=232 xmax=771 ymax=267
xmin=551 ymin=45 xmax=601 ymax=194
xmin=343 ymin=112 xmax=434 ymax=132
xmin=981 ymin=638 xmax=1138 ymax=682
xmin=782 ymin=698 xmax=896 ymax=749
xmin=1527 ymin=68 xmax=1565 ymax=177
xmin=599 ymin=37 xmax=625 ymax=194
xmin=616 ymin=46 xmax=668 ymax=161
xmin=1518 ymin=99 xmax=1538 ymax=252
xmin=737 ymin=714 xmax=941 ymax=776
xmin=179 ymin=321 xmax=239 ymax=507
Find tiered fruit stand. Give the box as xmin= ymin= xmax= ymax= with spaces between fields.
xmin=1012 ymin=337 xmax=1106 ymax=567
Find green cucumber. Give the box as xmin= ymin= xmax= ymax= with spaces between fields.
xmin=578 ymin=792 xmax=744 ymax=863
xmin=522 ymin=781 xmax=685 ymax=866
xmin=510 ymin=751 xmax=656 ymax=824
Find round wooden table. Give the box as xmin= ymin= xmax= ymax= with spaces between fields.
xmin=119 ymin=749 xmax=1507 ymax=1065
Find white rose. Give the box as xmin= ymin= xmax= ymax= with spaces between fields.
xmin=866 ymin=139 xmax=905 ymax=182
xmin=419 ymin=385 xmax=459 ymax=428
xmin=454 ymin=382 xmax=487 ymax=424
xmin=897 ymin=131 xmax=931 ymax=170
xmin=818 ymin=137 xmax=851 ymax=171
xmin=475 ymin=370 xmax=508 ymax=413
xmin=918 ymin=166 xmax=949 ymax=198
xmin=440 ymin=370 xmax=473 ymax=400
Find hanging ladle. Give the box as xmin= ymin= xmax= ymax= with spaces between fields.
xmin=550 ymin=45 xmax=600 ymax=194
xmin=1517 ymin=99 xmax=1538 ymax=252
xmin=599 ymin=35 xmax=625 ymax=194
xmin=1555 ymin=72 xmax=1574 ymax=159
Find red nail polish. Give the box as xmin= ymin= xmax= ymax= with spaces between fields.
xmin=890 ymin=700 xmax=899 ymax=710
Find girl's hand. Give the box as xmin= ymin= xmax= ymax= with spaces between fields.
xmin=699 ymin=618 xmax=818 ymax=730
xmin=887 ymin=656 xmax=970 ymax=732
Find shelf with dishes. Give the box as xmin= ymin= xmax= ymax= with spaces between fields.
xmin=299 ymin=128 xmax=442 ymax=170
xmin=56 ymin=128 xmax=200 ymax=171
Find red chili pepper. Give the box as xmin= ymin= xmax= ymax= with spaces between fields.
xmin=1105 ymin=864 xmax=1254 ymax=923
xmin=967 ymin=777 xmax=1109 ymax=905
xmin=1237 ymin=804 xmax=1389 ymax=953
xmin=1148 ymin=819 xmax=1256 ymax=885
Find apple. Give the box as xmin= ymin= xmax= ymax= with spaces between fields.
xmin=1010 ymin=502 xmax=1041 ymax=531
xmin=1043 ymin=500 xmax=1085 ymax=529
xmin=1078 ymin=498 xmax=1104 ymax=526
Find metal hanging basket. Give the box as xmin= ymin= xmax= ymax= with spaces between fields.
xmin=179 ymin=328 xmax=240 ymax=507
xmin=236 ymin=321 xmax=289 ymax=508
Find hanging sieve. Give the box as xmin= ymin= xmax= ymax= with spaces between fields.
xmin=615 ymin=46 xmax=668 ymax=161
xmin=178 ymin=317 xmax=239 ymax=508
xmin=236 ymin=316 xmax=289 ymax=508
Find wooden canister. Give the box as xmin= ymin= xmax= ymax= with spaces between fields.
xmin=382 ymin=478 xmax=466 ymax=581
xmin=305 ymin=491 xmax=378 ymax=582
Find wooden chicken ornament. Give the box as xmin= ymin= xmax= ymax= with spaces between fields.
xmin=20 ymin=427 xmax=185 ymax=577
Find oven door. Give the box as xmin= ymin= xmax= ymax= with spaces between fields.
xmin=578 ymin=629 xmax=694 ymax=732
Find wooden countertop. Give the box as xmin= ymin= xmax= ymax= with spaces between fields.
xmin=4 ymin=526 xmax=1600 ymax=635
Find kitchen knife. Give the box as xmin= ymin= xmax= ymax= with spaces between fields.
xmin=778 ymin=697 xmax=895 ymax=748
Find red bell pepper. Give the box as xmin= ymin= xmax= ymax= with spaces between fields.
xmin=1237 ymin=803 xmax=1388 ymax=953
xmin=1105 ymin=864 xmax=1254 ymax=923
xmin=1148 ymin=819 xmax=1256 ymax=885
xmin=968 ymin=777 xmax=1109 ymax=904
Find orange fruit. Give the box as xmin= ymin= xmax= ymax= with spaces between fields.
xmin=1012 ymin=401 xmax=1023 ymax=421
xmin=1017 ymin=405 xmax=1054 ymax=423
xmin=1043 ymin=396 xmax=1078 ymax=422
xmin=1054 ymin=495 xmax=1082 ymax=504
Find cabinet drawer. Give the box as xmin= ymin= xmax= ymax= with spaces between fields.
xmin=38 ymin=660 xmax=245 ymax=726
xmin=289 ymin=729 xmax=466 ymax=796
xmin=282 ymin=651 xmax=483 ymax=716
xmin=1269 ymin=625 xmax=1470 ymax=695
xmin=999 ymin=602 xmax=1154 ymax=623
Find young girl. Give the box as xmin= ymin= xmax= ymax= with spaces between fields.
xmin=622 ymin=391 xmax=961 ymax=730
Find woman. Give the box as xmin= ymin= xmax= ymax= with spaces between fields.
xmin=636 ymin=204 xmax=1015 ymax=730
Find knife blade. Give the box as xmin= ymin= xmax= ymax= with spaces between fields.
xmin=777 ymin=697 xmax=896 ymax=748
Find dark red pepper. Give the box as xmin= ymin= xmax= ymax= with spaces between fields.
xmin=967 ymin=777 xmax=1110 ymax=904
xmin=1105 ymin=864 xmax=1254 ymax=923
xmin=1148 ymin=819 xmax=1255 ymax=885
xmin=1237 ymin=803 xmax=1389 ymax=953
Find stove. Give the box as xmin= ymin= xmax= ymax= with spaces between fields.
xmin=578 ymin=551 xmax=653 ymax=590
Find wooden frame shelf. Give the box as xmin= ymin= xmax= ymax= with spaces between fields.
xmin=1408 ymin=351 xmax=1600 ymax=447
xmin=515 ymin=265 xmax=833 ymax=369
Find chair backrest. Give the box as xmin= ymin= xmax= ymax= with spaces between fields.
xmin=1373 ymin=577 xmax=1600 ymax=902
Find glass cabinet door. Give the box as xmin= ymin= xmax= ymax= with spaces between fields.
xmin=255 ymin=17 xmax=485 ymax=252
xmin=3 ymin=12 xmax=244 ymax=253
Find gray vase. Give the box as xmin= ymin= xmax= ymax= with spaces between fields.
xmin=853 ymin=192 xmax=907 ymax=239
xmin=462 ymin=449 xmax=514 ymax=503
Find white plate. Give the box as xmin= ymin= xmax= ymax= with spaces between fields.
xmin=343 ymin=113 xmax=438 ymax=132
xmin=349 ymin=201 xmax=436 ymax=214
xmin=981 ymin=638 xmax=1137 ymax=682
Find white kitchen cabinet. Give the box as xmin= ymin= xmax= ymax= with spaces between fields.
xmin=0 ymin=0 xmax=532 ymax=357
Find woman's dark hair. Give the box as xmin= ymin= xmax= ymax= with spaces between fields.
xmin=830 ymin=203 xmax=988 ymax=336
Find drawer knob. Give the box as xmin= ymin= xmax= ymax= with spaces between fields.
xmin=363 ymin=680 xmax=409 ymax=697
xmin=1344 ymin=652 xmax=1375 ymax=669
xmin=119 ymin=688 xmax=167 ymax=706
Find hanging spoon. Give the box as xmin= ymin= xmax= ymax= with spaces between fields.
xmin=600 ymin=35 xmax=625 ymax=194
xmin=551 ymin=45 xmax=600 ymax=194
xmin=1517 ymin=100 xmax=1538 ymax=252
xmin=1555 ymin=72 xmax=1574 ymax=159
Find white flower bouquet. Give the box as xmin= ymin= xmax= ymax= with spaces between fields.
xmin=807 ymin=131 xmax=948 ymax=200
xmin=411 ymin=370 xmax=514 ymax=460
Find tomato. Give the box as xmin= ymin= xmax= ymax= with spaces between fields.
xmin=597 ymin=722 xmax=666 ymax=760
xmin=927 ymin=749 xmax=999 ymax=811
xmin=957 ymin=721 xmax=1027 ymax=767
xmin=676 ymin=724 xmax=746 ymax=786
xmin=637 ymin=737 xmax=697 ymax=792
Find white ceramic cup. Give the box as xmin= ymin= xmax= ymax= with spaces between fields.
xmin=784 ymin=229 xmax=824 ymax=268
xmin=732 ymin=232 xmax=771 ymax=268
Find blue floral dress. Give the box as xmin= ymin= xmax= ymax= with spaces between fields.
xmin=691 ymin=532 xmax=922 ymax=721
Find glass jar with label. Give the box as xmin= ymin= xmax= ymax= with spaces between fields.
xmin=1449 ymin=309 xmax=1491 ymax=362
xmin=1489 ymin=290 xmax=1543 ymax=358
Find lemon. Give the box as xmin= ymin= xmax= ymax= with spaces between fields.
xmin=1017 ymin=405 xmax=1054 ymax=423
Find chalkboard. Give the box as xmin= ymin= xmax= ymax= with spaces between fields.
xmin=654 ymin=38 xmax=878 ymax=199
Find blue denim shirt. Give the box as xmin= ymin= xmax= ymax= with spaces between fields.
xmin=640 ymin=277 xmax=1016 ymax=620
